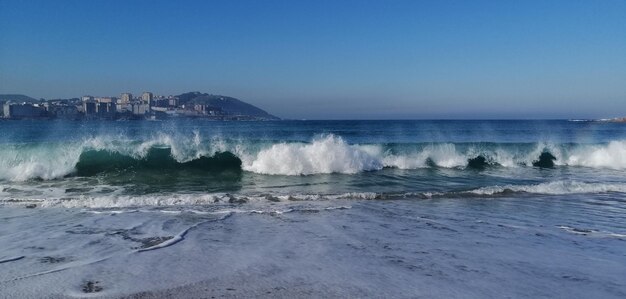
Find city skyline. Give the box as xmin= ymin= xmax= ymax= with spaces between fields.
xmin=1 ymin=0 xmax=626 ymax=119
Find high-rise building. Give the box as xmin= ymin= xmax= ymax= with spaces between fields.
xmin=95 ymin=97 xmax=116 ymax=103
xmin=142 ymin=92 xmax=153 ymax=105
xmin=97 ymin=102 xmax=116 ymax=116
xmin=120 ymin=93 xmax=133 ymax=104
xmin=132 ymin=102 xmax=149 ymax=115
xmin=83 ymin=101 xmax=97 ymax=115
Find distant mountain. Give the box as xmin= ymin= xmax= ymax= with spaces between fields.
xmin=0 ymin=94 xmax=40 ymax=103
xmin=176 ymin=92 xmax=279 ymax=119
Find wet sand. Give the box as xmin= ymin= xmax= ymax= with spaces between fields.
xmin=1 ymin=198 xmax=625 ymax=298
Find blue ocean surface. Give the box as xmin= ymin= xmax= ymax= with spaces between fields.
xmin=1 ymin=119 xmax=626 ymax=198
xmin=1 ymin=119 xmax=625 ymax=298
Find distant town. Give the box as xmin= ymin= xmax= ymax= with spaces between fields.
xmin=0 ymin=91 xmax=279 ymax=120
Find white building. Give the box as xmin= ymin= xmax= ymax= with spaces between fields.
xmin=142 ymin=92 xmax=153 ymax=105
xmin=120 ymin=93 xmax=133 ymax=104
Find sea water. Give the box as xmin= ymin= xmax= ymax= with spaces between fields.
xmin=0 ymin=120 xmax=625 ymax=298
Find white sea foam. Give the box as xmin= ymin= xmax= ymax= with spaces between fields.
xmin=469 ymin=180 xmax=626 ymax=195
xmin=564 ymin=140 xmax=626 ymax=169
xmin=241 ymin=136 xmax=626 ymax=175
xmin=2 ymin=179 xmax=625 ymax=209
xmin=242 ymin=135 xmax=383 ymax=175
xmin=0 ymin=143 xmax=82 ymax=181
xmin=40 ymin=194 xmax=227 ymax=208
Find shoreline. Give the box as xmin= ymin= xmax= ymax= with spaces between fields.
xmin=1 ymin=197 xmax=625 ymax=298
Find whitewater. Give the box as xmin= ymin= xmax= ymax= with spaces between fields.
xmin=1 ymin=119 xmax=625 ymax=298
xmin=3 ymin=131 xmax=626 ymax=181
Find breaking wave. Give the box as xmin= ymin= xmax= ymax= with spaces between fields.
xmin=75 ymin=149 xmax=241 ymax=176
xmin=244 ymin=135 xmax=383 ymax=175
xmin=242 ymin=136 xmax=626 ymax=174
xmin=2 ymin=133 xmax=626 ymax=181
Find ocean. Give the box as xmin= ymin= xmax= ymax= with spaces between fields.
xmin=1 ymin=119 xmax=625 ymax=298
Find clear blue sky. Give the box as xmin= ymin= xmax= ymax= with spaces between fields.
xmin=1 ymin=0 xmax=625 ymax=119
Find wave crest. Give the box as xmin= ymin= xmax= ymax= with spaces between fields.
xmin=242 ymin=135 xmax=383 ymax=175
xmin=3 ymin=133 xmax=626 ymax=181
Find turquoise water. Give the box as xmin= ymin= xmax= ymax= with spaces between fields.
xmin=1 ymin=119 xmax=626 ymax=205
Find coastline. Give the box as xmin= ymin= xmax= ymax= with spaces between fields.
xmin=1 ymin=120 xmax=626 ymax=298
